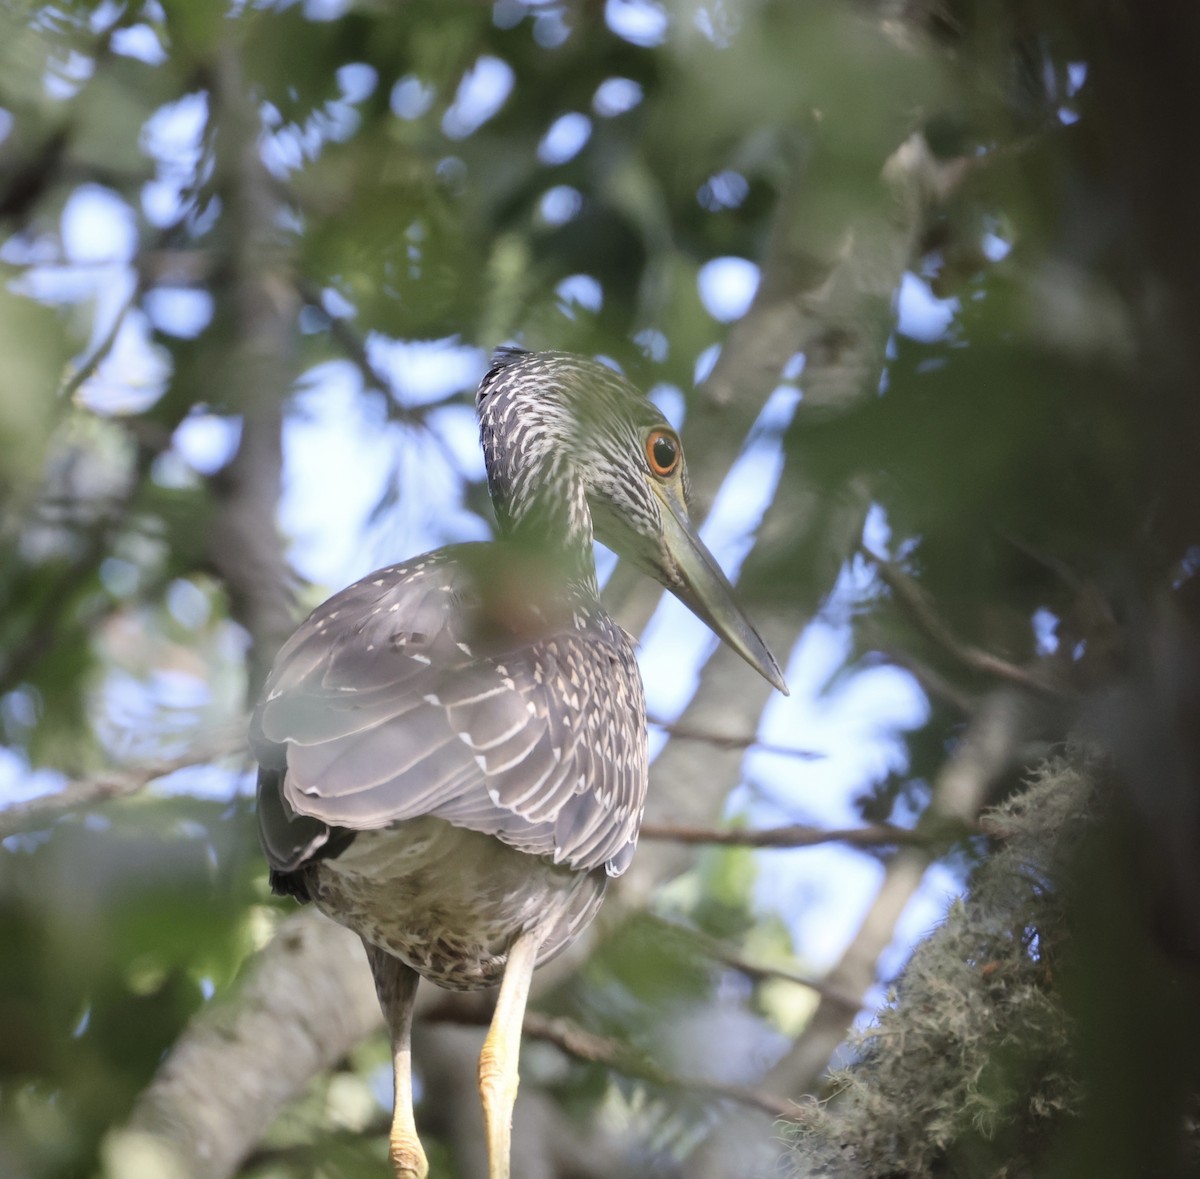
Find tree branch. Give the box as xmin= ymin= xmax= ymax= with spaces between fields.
xmin=861 ymin=635 xmax=978 ymax=715
xmin=646 ymin=716 xmax=823 ymax=760
xmin=58 ymin=286 xmax=140 ymax=403
xmin=650 ymin=916 xmax=866 ymax=1010
xmin=523 ymin=1012 xmax=799 ymax=1121
xmin=294 ymin=279 xmax=467 ymax=476
xmin=101 ymin=909 xmax=384 ymax=1179
xmin=203 ymin=41 xmax=298 ymax=699
xmin=0 ymin=732 xmax=247 ymax=840
xmin=638 ymin=820 xmax=923 ymax=849
xmin=617 ymin=131 xmax=940 ymax=908
xmin=423 ymin=1000 xmax=799 ymax=1121
xmin=862 ymin=545 xmax=1069 ymax=699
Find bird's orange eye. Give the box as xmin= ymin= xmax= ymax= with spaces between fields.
xmin=645 ymin=429 xmax=681 ymax=477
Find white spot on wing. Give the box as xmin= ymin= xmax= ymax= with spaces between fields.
xmin=460 ymin=716 xmax=527 ymax=751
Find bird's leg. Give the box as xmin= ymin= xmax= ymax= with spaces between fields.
xmin=364 ymin=942 xmax=427 ymax=1179
xmin=478 ymin=928 xmax=541 ymax=1179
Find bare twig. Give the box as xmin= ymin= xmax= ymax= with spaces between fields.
xmin=862 ymin=546 xmax=1067 ymax=698
xmin=649 ymin=916 xmax=865 ymax=1009
xmin=294 ymin=279 xmax=467 ymax=477
xmin=294 ymin=280 xmax=429 ymax=428
xmin=638 ymin=820 xmax=923 ymax=850
xmin=0 ymin=732 xmax=249 ymax=840
xmin=646 ymin=716 xmax=823 ymax=760
xmin=59 ymin=287 xmax=141 ymax=403
xmin=862 ymin=635 xmax=977 ymax=715
xmin=705 ymin=945 xmax=863 ymax=1011
xmin=527 ymin=1012 xmax=799 ymax=1120
xmin=423 ymin=1001 xmax=798 ymax=1121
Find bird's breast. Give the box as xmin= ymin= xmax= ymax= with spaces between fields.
xmin=310 ymin=816 xmax=607 ymax=990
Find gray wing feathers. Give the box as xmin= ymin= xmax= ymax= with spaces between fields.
xmin=252 ymin=552 xmax=648 ymax=876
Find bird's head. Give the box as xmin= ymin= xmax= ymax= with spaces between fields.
xmin=476 ymin=348 xmax=787 ymax=694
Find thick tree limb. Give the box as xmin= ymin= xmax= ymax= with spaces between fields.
xmin=101 ymin=909 xmax=384 ymax=1179
xmin=203 ymin=42 xmax=298 ymax=699
xmin=618 ymin=132 xmax=940 ymax=907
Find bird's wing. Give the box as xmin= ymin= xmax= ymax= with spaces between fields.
xmin=251 ymin=551 xmax=647 ymax=878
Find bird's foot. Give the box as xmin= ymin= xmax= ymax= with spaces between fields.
xmin=389 ymin=1131 xmax=429 ymax=1179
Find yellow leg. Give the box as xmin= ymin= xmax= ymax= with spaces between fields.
xmin=478 ymin=929 xmax=541 ymax=1179
xmin=387 ymin=1001 xmax=426 ymax=1179
xmin=364 ymin=944 xmax=428 ymax=1179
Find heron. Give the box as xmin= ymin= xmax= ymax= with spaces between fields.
xmin=251 ymin=348 xmax=787 ymax=1179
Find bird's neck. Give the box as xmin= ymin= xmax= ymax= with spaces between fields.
xmin=501 ymin=476 xmax=602 ymax=618
xmin=479 ymin=391 xmax=602 ymax=622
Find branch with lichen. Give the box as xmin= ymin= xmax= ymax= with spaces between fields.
xmin=786 ymin=758 xmax=1094 ymax=1178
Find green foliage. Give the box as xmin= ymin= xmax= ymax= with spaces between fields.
xmin=0 ymin=289 xmax=63 ymax=496
xmin=0 ymin=797 xmax=262 ymax=1177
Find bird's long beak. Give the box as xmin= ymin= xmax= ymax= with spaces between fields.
xmin=652 ymin=484 xmax=789 ymax=696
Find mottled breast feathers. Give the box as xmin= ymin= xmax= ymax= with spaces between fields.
xmin=250 ymin=544 xmax=648 ymax=883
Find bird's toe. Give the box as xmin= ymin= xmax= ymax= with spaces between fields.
xmin=389 ymin=1132 xmax=428 ymax=1179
